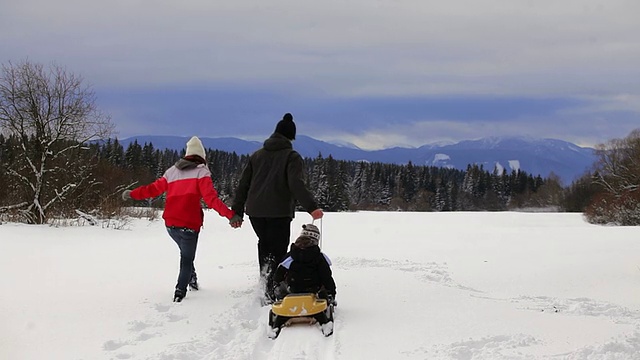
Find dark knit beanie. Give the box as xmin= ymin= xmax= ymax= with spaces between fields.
xmin=275 ymin=113 xmax=296 ymax=141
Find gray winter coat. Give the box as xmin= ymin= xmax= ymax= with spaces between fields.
xmin=232 ymin=133 xmax=318 ymax=218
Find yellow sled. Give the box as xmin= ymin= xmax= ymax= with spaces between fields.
xmin=272 ymin=293 xmax=328 ymax=317
xmin=268 ymin=293 xmax=334 ymax=339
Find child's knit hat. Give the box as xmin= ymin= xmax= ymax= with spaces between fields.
xmin=294 ymin=223 xmax=320 ymax=248
xmin=301 ymin=223 xmax=320 ymax=241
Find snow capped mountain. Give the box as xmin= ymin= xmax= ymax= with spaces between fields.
xmin=508 ymin=160 xmax=521 ymax=171
xmin=326 ymin=140 xmax=362 ymax=150
xmin=422 ymin=140 xmax=457 ymax=148
xmin=419 ymin=137 xmax=596 ymax=183
xmin=118 ymin=135 xmax=597 ymax=185
xmin=431 ymin=153 xmax=454 ymax=169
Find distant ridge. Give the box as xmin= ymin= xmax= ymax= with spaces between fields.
xmin=118 ymin=135 xmax=597 ymax=185
xmin=118 ymin=135 xmax=262 ymax=156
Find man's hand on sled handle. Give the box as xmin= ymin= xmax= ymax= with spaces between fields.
xmin=310 ymin=208 xmax=324 ymax=220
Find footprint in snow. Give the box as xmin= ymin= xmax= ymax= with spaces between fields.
xmin=128 ymin=320 xmax=152 ymax=332
xmin=103 ymin=339 xmax=131 ymax=351
xmin=154 ymin=303 xmax=171 ymax=313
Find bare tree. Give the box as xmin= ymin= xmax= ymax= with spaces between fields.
xmin=586 ymin=129 xmax=640 ymax=225
xmin=0 ymin=60 xmax=114 ymax=223
xmin=593 ymin=129 xmax=640 ymax=195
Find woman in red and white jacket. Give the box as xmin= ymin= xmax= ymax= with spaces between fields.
xmin=122 ymin=136 xmax=242 ymax=302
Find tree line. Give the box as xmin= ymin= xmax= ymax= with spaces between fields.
xmin=1 ymin=60 xmax=638 ymax=225
xmin=0 ymin=134 xmax=555 ymax=222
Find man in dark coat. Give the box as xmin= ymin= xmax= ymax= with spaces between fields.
xmin=232 ymin=113 xmax=323 ymax=303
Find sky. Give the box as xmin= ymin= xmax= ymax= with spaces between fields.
xmin=1 ymin=0 xmax=639 ymax=150
xmin=2 ymin=211 xmax=640 ymax=359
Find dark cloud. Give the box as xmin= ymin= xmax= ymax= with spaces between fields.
xmin=4 ymin=0 xmax=640 ymax=148
xmin=99 ymin=86 xmax=638 ymax=149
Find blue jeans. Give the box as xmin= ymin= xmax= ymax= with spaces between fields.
xmin=166 ymin=226 xmax=199 ymax=292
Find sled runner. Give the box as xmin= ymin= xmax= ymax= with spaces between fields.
xmin=267 ymin=293 xmax=334 ymax=339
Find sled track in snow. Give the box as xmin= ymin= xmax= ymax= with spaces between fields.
xmin=101 ymin=277 xmax=339 ymax=360
xmin=101 ymin=256 xmax=640 ymax=359
xmin=187 ymin=284 xmax=338 ymax=360
xmin=101 ymin=257 xmax=460 ymax=359
xmin=257 ymin=325 xmax=338 ymax=360
xmin=162 ymin=286 xmax=338 ymax=360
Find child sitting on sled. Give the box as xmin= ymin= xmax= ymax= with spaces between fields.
xmin=272 ymin=223 xmax=337 ymax=305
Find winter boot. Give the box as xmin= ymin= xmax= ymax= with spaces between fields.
xmin=188 ymin=273 xmax=199 ymax=291
xmin=262 ymin=291 xmax=275 ymax=306
xmin=173 ymin=288 xmax=186 ymax=302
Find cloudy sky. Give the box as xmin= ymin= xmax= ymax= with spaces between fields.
xmin=2 ymin=0 xmax=639 ymax=149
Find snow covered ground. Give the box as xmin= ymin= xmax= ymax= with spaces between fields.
xmin=1 ymin=211 xmax=640 ymax=360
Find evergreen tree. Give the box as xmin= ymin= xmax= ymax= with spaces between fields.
xmin=401 ymin=161 xmax=418 ymax=203
xmin=325 ymin=158 xmax=350 ymax=211
xmin=350 ymin=161 xmax=367 ymax=208
xmin=125 ymin=140 xmax=143 ymax=170
xmin=141 ymin=142 xmax=157 ymax=177
xmin=310 ymin=153 xmax=329 ymax=209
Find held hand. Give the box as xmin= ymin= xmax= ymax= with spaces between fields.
xmin=229 ymin=214 xmax=243 ymax=229
xmin=310 ymin=208 xmax=323 ymax=220
xmin=122 ymin=190 xmax=132 ymax=201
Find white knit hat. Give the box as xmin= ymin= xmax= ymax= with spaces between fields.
xmin=185 ymin=136 xmax=206 ymax=159
xmin=299 ymin=224 xmax=321 ymax=242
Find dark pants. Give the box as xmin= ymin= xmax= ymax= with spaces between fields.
xmin=249 ymin=217 xmax=292 ymax=295
xmin=274 ymin=283 xmax=328 ymax=301
xmin=166 ymin=226 xmax=199 ymax=292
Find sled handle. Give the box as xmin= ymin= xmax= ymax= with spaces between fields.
xmin=312 ymin=217 xmax=323 ymax=249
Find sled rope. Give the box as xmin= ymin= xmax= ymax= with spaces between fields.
xmin=312 ymin=217 xmax=323 ymax=249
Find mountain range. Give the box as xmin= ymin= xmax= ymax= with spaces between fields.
xmin=118 ymin=135 xmax=598 ymax=185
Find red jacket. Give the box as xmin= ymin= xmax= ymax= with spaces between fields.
xmin=130 ymin=160 xmax=234 ymax=231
